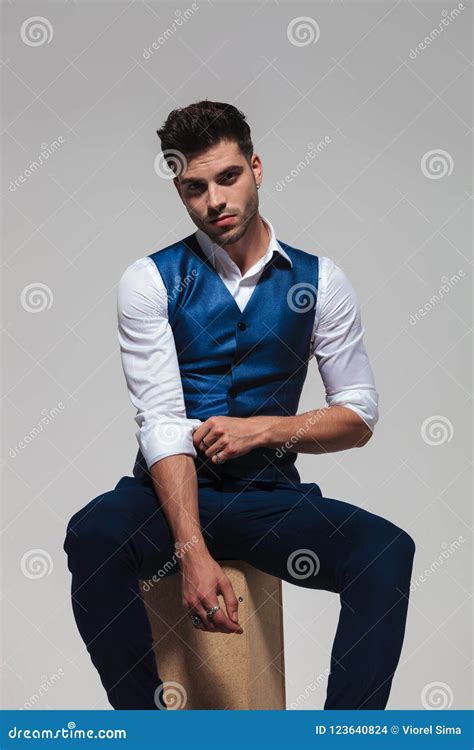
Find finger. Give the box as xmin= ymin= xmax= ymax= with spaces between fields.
xmin=211 ymin=609 xmax=243 ymax=634
xmin=190 ymin=604 xmax=217 ymax=632
xmin=192 ymin=422 xmax=210 ymax=448
xmin=203 ymin=595 xmax=241 ymax=633
xmin=218 ymin=575 xmax=241 ymax=626
xmin=199 ymin=429 xmax=215 ymax=452
xmin=205 ymin=438 xmax=224 ymax=458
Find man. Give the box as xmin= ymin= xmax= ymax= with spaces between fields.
xmin=64 ymin=100 xmax=415 ymax=711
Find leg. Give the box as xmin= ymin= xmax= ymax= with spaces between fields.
xmin=63 ymin=475 xmax=220 ymax=709
xmin=220 ymin=480 xmax=416 ymax=710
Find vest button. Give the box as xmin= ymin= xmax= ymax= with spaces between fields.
xmin=237 ymin=322 xmax=247 ymax=331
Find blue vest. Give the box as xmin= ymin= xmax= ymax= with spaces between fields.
xmin=132 ymin=231 xmax=319 ymax=485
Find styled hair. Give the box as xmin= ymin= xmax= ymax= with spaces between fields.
xmin=157 ymin=99 xmax=254 ymax=174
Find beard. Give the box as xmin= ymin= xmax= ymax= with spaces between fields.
xmin=193 ymin=189 xmax=259 ymax=247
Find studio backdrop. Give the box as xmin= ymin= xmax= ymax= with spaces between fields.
xmin=1 ymin=0 xmax=472 ymax=711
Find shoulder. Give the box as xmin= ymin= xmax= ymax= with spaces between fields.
xmin=117 ymin=255 xmax=167 ymax=316
xmin=317 ymin=256 xmax=358 ymax=299
xmin=314 ymin=256 xmax=360 ymax=329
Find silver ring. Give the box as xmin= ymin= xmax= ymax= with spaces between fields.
xmin=189 ymin=613 xmax=203 ymax=628
xmin=206 ymin=604 xmax=221 ymax=620
xmin=215 ymin=451 xmax=225 ymax=464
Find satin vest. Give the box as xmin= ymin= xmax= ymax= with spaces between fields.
xmin=132 ymin=231 xmax=319 ymax=484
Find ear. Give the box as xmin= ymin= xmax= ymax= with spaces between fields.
xmin=250 ymin=152 xmax=263 ymax=185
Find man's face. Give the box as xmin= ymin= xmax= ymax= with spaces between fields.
xmin=174 ymin=139 xmax=261 ymax=246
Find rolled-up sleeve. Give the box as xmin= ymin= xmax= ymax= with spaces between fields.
xmin=117 ymin=257 xmax=202 ymax=469
xmin=311 ymin=257 xmax=379 ymax=433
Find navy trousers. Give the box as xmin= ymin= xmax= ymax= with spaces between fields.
xmin=63 ymin=474 xmax=415 ymax=710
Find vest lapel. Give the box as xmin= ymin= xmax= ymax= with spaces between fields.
xmin=183 ymin=232 xmax=283 ymax=319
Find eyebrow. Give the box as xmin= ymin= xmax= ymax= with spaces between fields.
xmin=180 ymin=164 xmax=243 ymax=186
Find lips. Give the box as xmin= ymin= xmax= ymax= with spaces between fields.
xmin=211 ymin=215 xmax=236 ymax=225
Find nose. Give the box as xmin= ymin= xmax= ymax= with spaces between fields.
xmin=207 ymin=184 xmax=226 ymax=213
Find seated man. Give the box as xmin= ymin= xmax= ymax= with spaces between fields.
xmin=64 ymin=99 xmax=415 ymax=711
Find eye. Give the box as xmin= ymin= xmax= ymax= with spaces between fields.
xmin=220 ymin=171 xmax=237 ymax=183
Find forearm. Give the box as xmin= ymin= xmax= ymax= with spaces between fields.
xmin=150 ymin=454 xmax=210 ymax=562
xmin=255 ymin=405 xmax=373 ymax=455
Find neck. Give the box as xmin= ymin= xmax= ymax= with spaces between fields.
xmin=222 ymin=214 xmax=270 ymax=275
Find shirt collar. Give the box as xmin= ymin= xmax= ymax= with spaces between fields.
xmin=194 ymin=215 xmax=293 ymax=270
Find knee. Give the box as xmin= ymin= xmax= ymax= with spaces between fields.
xmin=63 ymin=492 xmax=129 ymax=559
xmin=374 ymin=524 xmax=416 ymax=584
xmin=355 ymin=520 xmax=415 ymax=581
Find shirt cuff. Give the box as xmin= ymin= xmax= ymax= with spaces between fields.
xmin=326 ymin=389 xmax=379 ymax=433
xmin=137 ymin=417 xmax=203 ymax=469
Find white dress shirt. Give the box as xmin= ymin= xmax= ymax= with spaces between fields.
xmin=117 ymin=216 xmax=379 ymax=470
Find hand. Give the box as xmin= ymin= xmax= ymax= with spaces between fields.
xmin=180 ymin=552 xmax=243 ymax=634
xmin=192 ymin=416 xmax=266 ymax=464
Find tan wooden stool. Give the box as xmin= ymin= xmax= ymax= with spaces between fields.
xmin=142 ymin=560 xmax=286 ymax=709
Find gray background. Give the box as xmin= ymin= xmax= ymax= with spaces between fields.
xmin=1 ymin=0 xmax=472 ymax=710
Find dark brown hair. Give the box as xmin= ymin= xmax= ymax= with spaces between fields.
xmin=157 ymin=99 xmax=254 ymax=173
